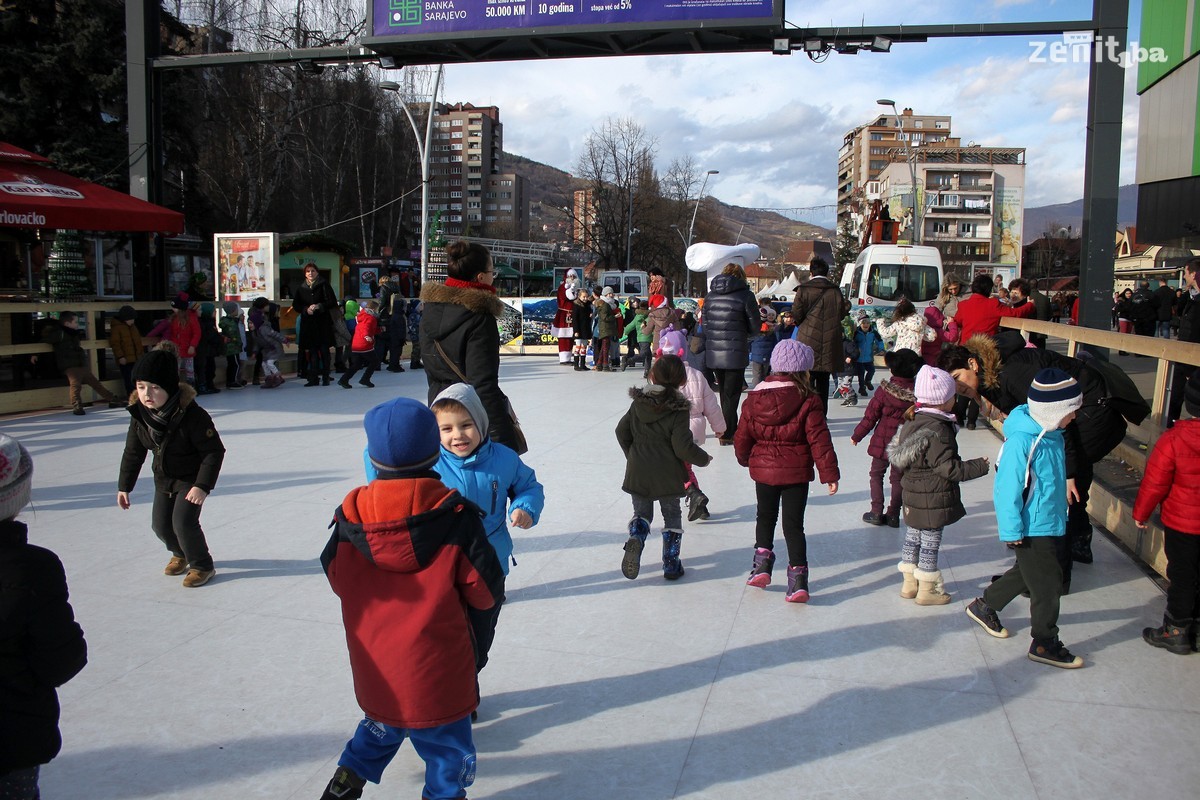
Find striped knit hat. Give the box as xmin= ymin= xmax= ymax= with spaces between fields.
xmin=1027 ymin=368 xmax=1083 ymax=430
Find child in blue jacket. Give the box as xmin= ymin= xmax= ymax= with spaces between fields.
xmin=431 ymin=383 xmax=544 ymax=674
xmin=852 ymin=313 xmax=884 ymax=396
xmin=966 ymin=368 xmax=1085 ymax=669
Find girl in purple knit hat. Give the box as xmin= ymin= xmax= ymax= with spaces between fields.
xmin=734 ymin=339 xmax=840 ymax=603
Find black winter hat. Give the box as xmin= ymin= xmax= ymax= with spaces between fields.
xmin=1186 ymin=369 xmax=1200 ymax=419
xmin=884 ymin=348 xmax=925 ymax=380
xmin=131 ymin=350 xmax=180 ymax=396
xmin=116 ymin=305 xmax=136 ymax=321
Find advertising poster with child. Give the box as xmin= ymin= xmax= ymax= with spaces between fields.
xmin=215 ymin=233 xmax=277 ymax=302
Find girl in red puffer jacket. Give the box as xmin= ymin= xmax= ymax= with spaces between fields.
xmin=1133 ymin=371 xmax=1200 ymax=654
xmin=850 ymin=348 xmax=923 ymax=528
xmin=734 ymin=339 xmax=840 ymax=603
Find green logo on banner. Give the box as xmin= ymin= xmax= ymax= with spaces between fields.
xmin=388 ymin=0 xmax=421 ymax=27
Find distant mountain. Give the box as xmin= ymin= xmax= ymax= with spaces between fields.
xmin=1023 ymin=184 xmax=1138 ymax=244
xmin=504 ymin=150 xmax=834 ymax=257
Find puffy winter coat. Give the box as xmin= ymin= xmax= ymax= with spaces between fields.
xmin=969 ymin=332 xmax=1126 ymax=475
xmin=790 ymin=276 xmax=846 ymax=373
xmin=573 ymin=297 xmax=593 ymax=341
xmin=734 ymin=376 xmax=840 ymax=486
xmin=853 ymin=327 xmax=883 ymax=364
xmin=351 ymin=310 xmax=379 ymax=352
xmin=1133 ymin=418 xmax=1200 ymax=533
xmin=703 ymin=274 xmax=758 ymax=371
xmin=954 ymin=293 xmax=1014 ymax=342
xmin=644 ymin=306 xmax=682 ymax=350
xmin=435 ymin=439 xmax=544 ymax=575
xmin=876 ymin=312 xmax=937 ymax=354
xmin=616 ymin=385 xmax=711 ymax=498
xmin=851 ymin=377 xmax=915 ymax=459
xmin=749 ymin=329 xmax=777 ymax=365
xmin=108 ymin=320 xmax=143 ymax=364
xmin=118 ymin=384 xmax=225 ymax=495
xmin=595 ymin=297 xmax=620 ymax=338
xmin=420 ymin=281 xmax=520 ymax=452
xmin=0 ymin=520 xmax=87 ymax=774
xmin=166 ymin=310 xmax=202 ymax=358
xmin=682 ymin=363 xmax=725 ymax=443
xmin=920 ymin=306 xmax=958 ymax=366
xmin=321 ymin=477 xmax=503 ymax=728
xmin=218 ymin=317 xmax=243 ymax=357
xmin=624 ymin=310 xmax=651 ymax=343
xmin=887 ymin=411 xmax=988 ymax=529
xmin=993 ymin=405 xmax=1068 ymax=541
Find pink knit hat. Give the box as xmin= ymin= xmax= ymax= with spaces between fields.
xmin=914 ymin=365 xmax=957 ymax=405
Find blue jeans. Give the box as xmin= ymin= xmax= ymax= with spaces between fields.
xmin=1158 ymin=320 xmax=1173 ymax=338
xmin=339 ymin=715 xmax=475 ymax=799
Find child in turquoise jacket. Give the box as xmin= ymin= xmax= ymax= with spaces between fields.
xmin=966 ymin=368 xmax=1085 ymax=669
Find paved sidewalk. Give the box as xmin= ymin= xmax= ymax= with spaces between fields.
xmin=4 ymin=357 xmax=1198 ymax=799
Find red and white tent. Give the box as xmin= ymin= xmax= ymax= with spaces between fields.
xmin=0 ymin=142 xmax=184 ymax=234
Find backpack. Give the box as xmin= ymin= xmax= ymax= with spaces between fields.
xmin=657 ymin=324 xmax=688 ymax=357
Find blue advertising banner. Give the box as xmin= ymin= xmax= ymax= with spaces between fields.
xmin=372 ymin=0 xmax=779 ymax=38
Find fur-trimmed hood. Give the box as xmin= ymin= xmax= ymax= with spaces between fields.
xmin=420 ymin=281 xmax=505 ymax=318
xmin=963 ymin=333 xmax=1002 ymax=390
xmin=887 ymin=414 xmax=950 ymax=470
xmin=627 ymin=384 xmax=691 ymax=419
xmin=880 ymin=378 xmax=915 ymax=404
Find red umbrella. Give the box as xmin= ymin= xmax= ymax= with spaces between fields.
xmin=0 ymin=142 xmax=184 ymax=234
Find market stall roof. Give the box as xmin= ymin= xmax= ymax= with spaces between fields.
xmin=0 ymin=142 xmax=184 ymax=234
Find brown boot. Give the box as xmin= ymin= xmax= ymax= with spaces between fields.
xmin=913 ymin=568 xmax=952 ymax=606
xmin=164 ymin=555 xmax=188 ymax=576
xmin=182 ymin=568 xmax=216 ymax=588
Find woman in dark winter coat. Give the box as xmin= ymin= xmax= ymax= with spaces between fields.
xmin=703 ymin=263 xmax=759 ymax=443
xmin=0 ymin=435 xmax=87 ymax=798
xmin=420 ymin=241 xmax=522 ymax=452
xmin=292 ymin=262 xmax=339 ymax=386
xmin=851 ymin=348 xmax=923 ymax=527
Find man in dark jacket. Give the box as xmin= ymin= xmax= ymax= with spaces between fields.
xmin=0 ymin=434 xmax=88 ymax=797
xmin=702 ymin=264 xmax=759 ymax=442
xmin=1154 ymin=276 xmax=1177 ymax=338
xmin=1130 ymin=280 xmax=1157 ymax=338
xmin=1168 ymin=260 xmax=1200 ymax=426
xmin=791 ymin=257 xmax=847 ymax=414
xmin=382 ymin=269 xmax=408 ymax=372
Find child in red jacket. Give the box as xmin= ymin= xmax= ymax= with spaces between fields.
xmin=735 ymin=339 xmax=840 ymax=602
xmin=338 ymin=300 xmax=381 ymax=389
xmin=1133 ymin=371 xmax=1200 ymax=654
xmin=319 ymin=398 xmax=504 ymax=800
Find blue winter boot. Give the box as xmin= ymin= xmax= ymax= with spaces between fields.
xmin=662 ymin=529 xmax=685 ymax=580
xmin=622 ymin=517 xmax=650 ymax=579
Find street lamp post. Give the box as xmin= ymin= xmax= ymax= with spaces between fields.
xmin=687 ymin=169 xmax=719 ymax=295
xmin=381 ymin=66 xmax=444 ymax=285
xmin=877 ymin=99 xmax=920 ymax=245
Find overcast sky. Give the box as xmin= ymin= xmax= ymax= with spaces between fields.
xmin=434 ymin=0 xmax=1143 ymax=228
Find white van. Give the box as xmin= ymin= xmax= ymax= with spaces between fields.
xmin=843 ymin=244 xmax=944 ymax=318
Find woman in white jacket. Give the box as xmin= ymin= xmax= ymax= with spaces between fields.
xmin=876 ymin=298 xmax=938 ymax=354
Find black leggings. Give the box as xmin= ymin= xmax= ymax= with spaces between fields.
xmin=713 ymin=368 xmax=746 ymax=438
xmin=754 ymin=482 xmax=811 ymax=567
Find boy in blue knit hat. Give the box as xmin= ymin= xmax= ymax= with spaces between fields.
xmin=320 ymin=398 xmax=504 ymax=800
xmin=966 ymin=368 xmax=1085 ymax=669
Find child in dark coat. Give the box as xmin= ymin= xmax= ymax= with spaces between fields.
xmin=851 ymin=348 xmax=922 ymax=528
xmin=320 ymin=398 xmax=504 ymax=800
xmin=887 ymin=366 xmax=989 ymax=605
xmin=736 ymin=340 xmax=841 ymax=602
xmin=117 ymin=350 xmax=225 ymax=588
xmin=852 ymin=313 xmax=885 ymax=395
xmin=616 ymin=355 xmax=712 ymax=581
xmin=0 ymin=434 xmax=88 ymax=799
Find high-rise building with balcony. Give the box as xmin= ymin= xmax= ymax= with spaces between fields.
xmin=416 ymin=102 xmax=528 ymax=240
xmin=876 ymin=142 xmax=1026 ymax=273
xmin=837 ymin=108 xmax=952 ymax=230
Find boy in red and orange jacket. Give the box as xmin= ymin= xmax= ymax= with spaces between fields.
xmin=319 ymin=398 xmax=504 ymax=800
xmin=338 ymin=300 xmax=381 ymax=389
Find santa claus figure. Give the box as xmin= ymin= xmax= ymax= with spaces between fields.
xmin=552 ymin=268 xmax=579 ymax=364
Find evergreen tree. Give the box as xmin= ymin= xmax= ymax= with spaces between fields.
xmin=834 ymin=216 xmax=861 ymax=283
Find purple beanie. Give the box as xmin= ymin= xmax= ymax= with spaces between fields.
xmin=770 ymin=339 xmax=815 ymax=373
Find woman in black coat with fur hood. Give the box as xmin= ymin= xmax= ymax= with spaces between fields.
xmin=419 ymin=241 xmax=522 ymax=452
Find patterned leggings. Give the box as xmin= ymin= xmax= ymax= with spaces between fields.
xmin=0 ymin=766 xmax=39 ymax=799
xmin=902 ymin=526 xmax=944 ymax=572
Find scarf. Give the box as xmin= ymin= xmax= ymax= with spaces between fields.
xmin=143 ymin=392 xmax=181 ymax=448
xmin=445 ymin=277 xmax=497 ymax=294
xmin=915 ymin=406 xmax=959 ymax=431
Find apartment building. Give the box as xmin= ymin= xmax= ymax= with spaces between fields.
xmin=876 ymin=142 xmax=1026 ymax=273
xmin=836 ymin=108 xmax=952 ymax=230
xmin=417 ymin=102 xmax=528 ymax=239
